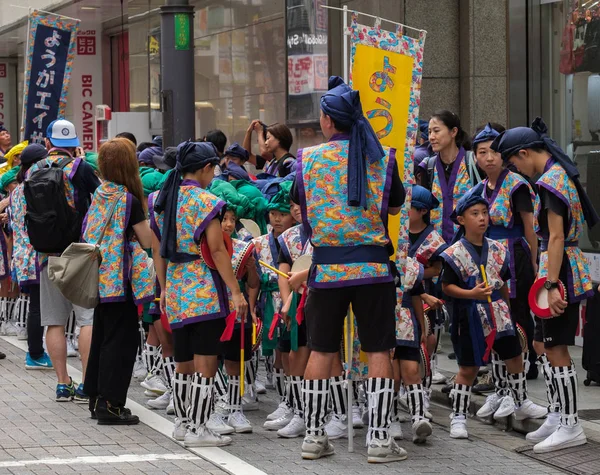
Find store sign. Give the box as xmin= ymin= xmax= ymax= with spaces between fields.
xmin=286 ymin=0 xmax=328 ymax=124
xmin=175 ymin=14 xmax=190 ymax=51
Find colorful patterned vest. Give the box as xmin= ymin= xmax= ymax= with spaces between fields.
xmin=9 ymin=184 xmax=39 ymax=285
xmin=440 ymin=237 xmax=514 ymax=366
xmin=298 ymin=139 xmax=394 ymax=288
xmin=228 ymin=237 xmax=255 ymax=326
xmin=151 ymin=180 xmax=229 ymax=328
xmin=535 ymin=161 xmax=594 ymax=302
xmin=277 ymin=224 xmax=313 ymax=266
xmin=395 ymin=257 xmax=424 ymax=348
xmin=485 ymin=169 xmax=537 ymax=298
xmin=427 ymin=148 xmax=472 ymax=243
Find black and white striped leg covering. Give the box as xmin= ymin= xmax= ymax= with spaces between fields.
xmin=172 ymin=372 xmax=190 ymax=422
xmin=406 ymin=383 xmax=426 ymax=422
xmin=187 ymin=373 xmax=214 ymax=431
xmin=162 ymin=357 xmax=175 ymax=391
xmin=253 ymin=351 xmax=259 ymax=374
xmin=285 ymin=375 xmax=293 ymax=409
xmin=14 ymin=295 xmax=28 ymax=329
xmin=265 ymin=354 xmax=274 ymax=376
xmin=352 ymin=379 xmax=360 ymax=407
xmin=151 ymin=347 xmax=164 ymax=376
xmin=366 ymin=378 xmax=394 ymax=442
xmin=553 ymin=364 xmax=579 ymax=426
xmin=228 ymin=375 xmax=242 ymax=412
xmin=214 ymin=367 xmax=227 ymax=398
xmin=507 ymin=371 xmax=527 ymax=407
xmin=391 ymin=391 xmax=399 ymax=422
xmin=6 ymin=298 xmax=16 ymax=325
xmin=290 ymin=376 xmax=304 ymax=417
xmin=491 ymin=351 xmax=509 ymax=397
xmin=450 ymin=383 xmax=472 ymax=417
xmin=137 ymin=321 xmax=145 ymax=358
xmin=329 ymin=374 xmax=347 ymax=419
xmin=274 ymin=368 xmax=285 ymax=402
xmin=303 ymin=379 xmax=330 ymax=437
xmin=538 ymin=354 xmax=560 ymax=413
xmin=143 ymin=344 xmax=159 ymax=375
xmin=0 ymin=297 xmax=6 ymax=323
xmin=245 ymin=360 xmax=256 ymax=387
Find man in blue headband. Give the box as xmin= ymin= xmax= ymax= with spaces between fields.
xmin=491 ymin=117 xmax=597 ymax=453
xmin=294 ymin=76 xmax=406 ymax=463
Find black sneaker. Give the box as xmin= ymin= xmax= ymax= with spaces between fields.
xmin=95 ymin=399 xmax=139 ymax=425
xmin=472 ymin=373 xmax=494 ymax=395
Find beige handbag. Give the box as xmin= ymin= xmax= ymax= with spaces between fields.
xmin=47 ymin=198 xmax=120 ymax=309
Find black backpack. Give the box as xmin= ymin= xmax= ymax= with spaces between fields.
xmin=24 ymin=157 xmax=82 ymax=253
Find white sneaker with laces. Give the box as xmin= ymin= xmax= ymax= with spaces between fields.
xmin=267 ymin=401 xmax=289 ymax=421
xmin=533 ymin=424 xmax=586 ymax=454
xmin=325 ymin=414 xmax=352 ymax=440
xmin=264 ymin=408 xmax=294 ymax=430
xmin=476 ymin=392 xmax=502 ymax=418
xmin=367 ymin=437 xmax=408 ymax=463
xmin=144 ymin=389 xmax=155 ymax=397
xmin=277 ymin=414 xmax=305 ymax=438
xmin=352 ymin=405 xmax=364 ymax=428
xmin=242 ymin=394 xmax=259 ymax=411
xmin=493 ymin=395 xmax=515 ymax=420
xmin=302 ymin=434 xmax=335 ymax=460
xmin=184 ymin=426 xmax=232 ymax=447
xmin=141 ymin=374 xmax=167 ymax=395
xmin=423 ymin=390 xmax=433 ymax=421
xmin=214 ymin=397 xmax=229 ymax=416
xmin=228 ymin=411 xmax=253 ymax=433
xmin=255 ymin=381 xmax=267 ymax=395
xmin=265 ymin=374 xmax=275 ymax=390
xmin=432 ymin=370 xmax=447 ymax=384
xmin=66 ymin=339 xmax=78 ymax=357
xmin=147 ymin=391 xmax=171 ymax=410
xmin=167 ymin=394 xmax=175 ymax=415
xmin=514 ymin=399 xmax=548 ymax=421
xmin=412 ymin=419 xmax=432 ymax=444
xmin=389 ymin=421 xmax=403 ymax=440
xmin=206 ymin=413 xmax=235 ymax=435
xmin=133 ymin=359 xmax=147 ymax=380
xmin=450 ymin=414 xmax=468 ymax=439
xmin=526 ymin=412 xmax=560 ymax=443
xmin=16 ymin=326 xmax=27 ymax=341
xmin=172 ymin=418 xmax=188 ymax=441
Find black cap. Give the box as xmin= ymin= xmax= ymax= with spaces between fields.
xmin=20 ymin=143 xmax=48 ymax=165
xmin=153 ymin=146 xmax=177 ymax=171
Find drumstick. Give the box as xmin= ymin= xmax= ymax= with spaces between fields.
xmin=240 ymin=310 xmax=245 ymax=397
xmin=479 ymin=265 xmax=492 ymax=304
xmin=252 ymin=322 xmax=257 ymax=346
xmin=259 ymin=260 xmax=289 ymax=279
xmin=480 ymin=265 xmax=497 ymax=361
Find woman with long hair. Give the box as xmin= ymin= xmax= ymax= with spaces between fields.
xmin=82 ymin=137 xmax=153 ymax=425
xmin=264 ymin=124 xmax=296 ymax=177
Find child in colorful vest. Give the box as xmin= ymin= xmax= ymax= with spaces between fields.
xmin=492 ymin=117 xmax=599 ymax=453
xmin=440 ymin=185 xmax=542 ymax=440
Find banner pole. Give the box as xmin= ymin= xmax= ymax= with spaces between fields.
xmin=20 ymin=8 xmax=32 ymax=142
xmin=342 ymin=4 xmax=348 ymax=84
xmin=346 ymin=309 xmax=354 ymax=452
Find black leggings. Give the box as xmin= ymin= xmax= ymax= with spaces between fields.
xmin=27 ymin=284 xmax=45 ymax=360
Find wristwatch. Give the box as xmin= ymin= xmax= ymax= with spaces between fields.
xmin=544 ymin=280 xmax=559 ymax=290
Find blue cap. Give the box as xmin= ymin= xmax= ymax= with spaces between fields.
xmin=46 ymin=119 xmax=80 ymax=147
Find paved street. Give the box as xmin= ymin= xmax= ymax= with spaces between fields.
xmin=0 ymin=335 xmax=577 ymax=475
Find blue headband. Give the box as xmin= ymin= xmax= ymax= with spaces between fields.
xmin=451 ymin=183 xmax=487 ymax=224
xmin=419 ymin=120 xmax=429 ymax=141
xmin=472 ymin=123 xmax=500 ymax=147
xmin=411 ymin=185 xmax=439 ymax=211
xmin=320 ymin=76 xmax=385 ymax=209
xmin=224 ymin=143 xmax=249 ymax=162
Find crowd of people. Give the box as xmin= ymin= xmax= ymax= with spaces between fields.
xmin=0 ymin=73 xmax=595 ymax=465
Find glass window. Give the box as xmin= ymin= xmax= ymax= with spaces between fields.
xmin=129 ymin=18 xmax=150 ymax=112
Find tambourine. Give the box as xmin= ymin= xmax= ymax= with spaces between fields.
xmin=528 ymin=277 xmax=566 ymax=319
xmin=423 ymin=314 xmax=432 ymax=338
xmin=200 ymin=231 xmax=234 ymax=269
xmin=252 ymin=319 xmax=263 ymax=352
xmin=239 ymin=218 xmax=261 ymax=239
xmin=419 ymin=343 xmax=431 ymax=380
xmin=232 ymin=240 xmax=255 ymax=280
xmin=516 ymin=323 xmax=528 ymax=353
xmin=291 ymin=254 xmax=312 ymax=294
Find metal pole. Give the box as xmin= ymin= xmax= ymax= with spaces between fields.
xmin=160 ymin=0 xmax=195 ymax=148
xmin=346 ymin=310 xmax=354 ymax=452
xmin=342 ymin=5 xmax=348 ymax=84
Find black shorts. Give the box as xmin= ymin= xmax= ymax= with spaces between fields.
xmin=304 ymin=282 xmax=396 ymax=353
xmin=172 ymin=318 xmax=226 ymax=362
xmin=452 ymin=311 xmax=522 ymax=367
xmin=222 ymin=327 xmax=252 ymax=362
xmin=533 ymin=302 xmax=580 ymax=347
xmin=277 ymin=321 xmax=308 ymax=353
xmin=393 ymin=345 xmax=420 ymax=362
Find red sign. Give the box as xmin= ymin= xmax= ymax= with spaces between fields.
xmin=287 ymin=54 xmax=328 ymax=95
xmin=77 ymin=36 xmax=96 ymax=55
xmin=0 ymin=64 xmax=6 ymax=79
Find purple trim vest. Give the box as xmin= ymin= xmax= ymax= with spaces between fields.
xmin=395 ymin=257 xmax=424 ymax=348
xmin=9 ymin=184 xmax=39 ymax=285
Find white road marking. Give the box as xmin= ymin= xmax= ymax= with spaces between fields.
xmin=0 ymin=335 xmax=267 ymax=475
xmin=0 ymin=453 xmax=199 ymax=468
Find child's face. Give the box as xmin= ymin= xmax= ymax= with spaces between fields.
xmin=508 ymin=150 xmax=535 ymax=178
xmin=409 ymin=206 xmax=427 ymax=226
xmin=475 ymin=140 xmax=503 ymax=176
xmin=269 ymin=210 xmax=294 ymax=235
xmin=290 ymin=202 xmax=302 ymax=223
xmin=221 ymin=210 xmax=236 ymax=236
xmin=457 ymin=203 xmax=489 ymax=234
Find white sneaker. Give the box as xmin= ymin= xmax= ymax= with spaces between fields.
xmin=477 ymin=393 xmax=502 ymax=418
xmin=277 ymin=414 xmax=305 ymax=438
xmin=450 ymin=415 xmax=468 ymax=439
xmin=173 ymin=418 xmax=188 ymax=441
xmin=493 ymin=395 xmax=515 ymax=420
xmin=423 ymin=390 xmax=433 ymax=421
xmin=526 ymin=412 xmax=560 ymax=443
xmin=325 ymin=415 xmax=353 ymax=440
xmin=432 ymin=370 xmax=447 ymax=384
xmin=264 ymin=407 xmax=294 ymax=430
xmin=140 ymin=374 xmax=167 ymax=395
xmin=214 ymin=397 xmax=229 ymax=416
xmin=184 ymin=426 xmax=232 ymax=447
xmin=147 ymin=391 xmax=171 ymax=410
xmin=352 ymin=405 xmax=364 ymax=428
xmin=228 ymin=411 xmax=253 ymax=433
xmin=389 ymin=421 xmax=403 ymax=440
xmin=144 ymin=389 xmax=155 ymax=397
xmin=412 ymin=419 xmax=432 ymax=444
xmin=206 ymin=412 xmax=235 ymax=435
xmin=167 ymin=394 xmax=175 ymax=415
xmin=133 ymin=359 xmax=147 ymax=380
xmin=3 ymin=321 xmax=17 ymax=336
xmin=533 ymin=424 xmax=586 ymax=454
xmin=367 ymin=437 xmax=408 ymax=463
xmin=514 ymin=399 xmax=548 ymax=421
xmin=66 ymin=339 xmax=78 ymax=357
xmin=255 ymin=381 xmax=267 ymax=395
xmin=267 ymin=401 xmax=289 ymax=421
xmin=242 ymin=395 xmax=259 ymax=411
xmin=302 ymin=434 xmax=335 ymax=460
xmin=16 ymin=326 xmax=27 ymax=340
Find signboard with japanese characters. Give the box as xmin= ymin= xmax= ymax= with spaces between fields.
xmin=21 ymin=11 xmax=79 ymax=143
